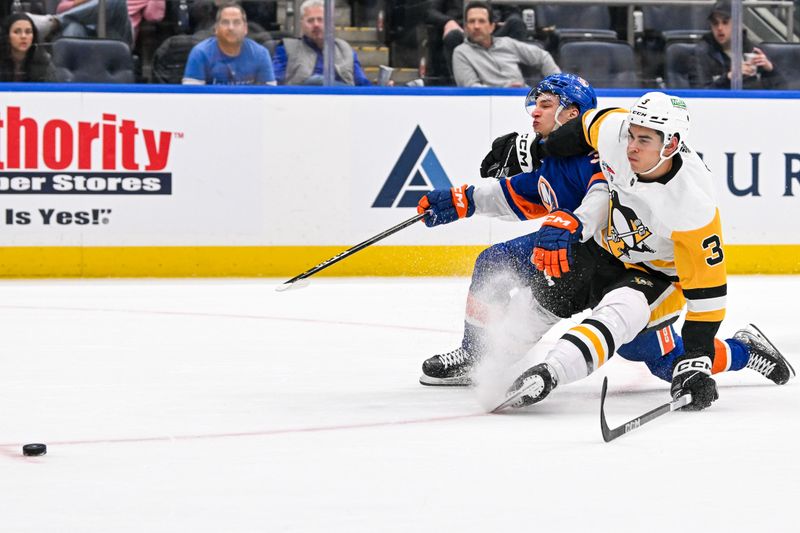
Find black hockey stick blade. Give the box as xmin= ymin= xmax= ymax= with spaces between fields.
xmin=276 ymin=212 xmax=427 ymax=292
xmin=600 ymin=377 xmax=692 ymax=443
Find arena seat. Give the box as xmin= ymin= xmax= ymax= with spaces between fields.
xmin=535 ymin=5 xmax=615 ymax=33
xmin=558 ymin=40 xmax=638 ymax=88
xmin=757 ymin=42 xmax=800 ymax=89
xmin=664 ymin=42 xmax=697 ymax=89
xmin=642 ymin=5 xmax=709 ymax=43
xmin=53 ymin=38 xmax=134 ymax=83
xmin=535 ymin=6 xmax=617 ymax=48
xmin=151 ymin=34 xmax=199 ymax=84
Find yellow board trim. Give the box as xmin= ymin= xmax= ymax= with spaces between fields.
xmin=0 ymin=244 xmax=798 ymax=278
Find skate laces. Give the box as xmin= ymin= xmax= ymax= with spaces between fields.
xmin=738 ymin=329 xmax=778 ymax=377
xmin=438 ymin=347 xmax=472 ymax=369
xmin=746 ymin=353 xmax=777 ymax=377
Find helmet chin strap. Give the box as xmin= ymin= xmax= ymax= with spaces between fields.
xmin=552 ymin=103 xmax=567 ymax=131
xmin=638 ymin=135 xmax=679 ymax=176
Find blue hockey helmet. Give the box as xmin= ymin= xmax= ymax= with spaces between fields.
xmin=524 ymin=73 xmax=597 ymax=117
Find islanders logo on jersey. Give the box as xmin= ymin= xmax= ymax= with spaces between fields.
xmin=537 ymin=176 xmax=559 ymax=212
xmin=603 ymin=190 xmax=654 ymax=257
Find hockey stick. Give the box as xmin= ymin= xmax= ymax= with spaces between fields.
xmin=276 ymin=212 xmax=427 ymax=292
xmin=600 ymin=377 xmax=692 ymax=442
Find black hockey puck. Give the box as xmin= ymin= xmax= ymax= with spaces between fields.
xmin=22 ymin=443 xmax=47 ymax=456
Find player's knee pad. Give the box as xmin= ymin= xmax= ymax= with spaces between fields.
xmin=593 ymin=287 xmax=650 ymax=347
xmin=544 ymin=287 xmax=650 ymax=384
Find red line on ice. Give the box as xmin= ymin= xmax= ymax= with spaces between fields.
xmin=0 ymin=412 xmax=486 ymax=452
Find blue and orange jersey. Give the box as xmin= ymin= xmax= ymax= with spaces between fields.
xmin=499 ymin=153 xmax=604 ymax=220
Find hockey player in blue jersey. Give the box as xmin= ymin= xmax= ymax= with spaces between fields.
xmin=417 ymin=73 xmax=607 ymax=385
xmin=417 ymin=74 xmax=794 ymax=393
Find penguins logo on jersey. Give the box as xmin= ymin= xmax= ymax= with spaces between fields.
xmin=604 ymin=190 xmax=654 ymax=257
xmin=537 ymin=176 xmax=559 ymax=212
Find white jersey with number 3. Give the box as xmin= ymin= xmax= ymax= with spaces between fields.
xmin=581 ymin=108 xmax=727 ymax=327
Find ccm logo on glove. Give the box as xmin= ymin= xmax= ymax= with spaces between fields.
xmin=416 ymin=184 xmax=475 ymax=227
xmin=531 ymin=209 xmax=583 ymax=278
xmin=675 ymin=358 xmax=712 ymax=373
xmin=518 ymin=135 xmax=529 ymax=168
xmin=544 ymin=213 xmax=580 ymax=231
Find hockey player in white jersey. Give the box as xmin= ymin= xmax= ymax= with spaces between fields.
xmin=491 ymin=92 xmax=794 ymax=410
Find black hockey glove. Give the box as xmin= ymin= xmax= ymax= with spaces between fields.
xmin=479 ymin=132 xmax=543 ymax=179
xmin=670 ymin=354 xmax=719 ymax=411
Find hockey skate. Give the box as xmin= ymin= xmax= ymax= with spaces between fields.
xmin=734 ymin=324 xmax=795 ymax=385
xmin=492 ymin=362 xmax=558 ymax=412
xmin=419 ymin=347 xmax=477 ymax=386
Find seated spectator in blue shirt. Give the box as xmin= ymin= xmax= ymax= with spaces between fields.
xmin=272 ymin=0 xmax=370 ymax=86
xmin=183 ymin=2 xmax=275 ymax=86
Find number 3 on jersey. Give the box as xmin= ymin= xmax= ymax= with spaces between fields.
xmin=702 ymin=234 xmax=724 ymax=266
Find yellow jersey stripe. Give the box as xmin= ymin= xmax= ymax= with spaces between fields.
xmin=573 ymin=325 xmax=607 ymax=366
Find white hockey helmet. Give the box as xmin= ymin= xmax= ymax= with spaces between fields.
xmin=627 ymin=92 xmax=690 ymax=175
xmin=627 ymin=92 xmax=690 ymax=148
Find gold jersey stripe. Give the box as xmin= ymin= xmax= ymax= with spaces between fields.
xmin=648 ymin=259 xmax=675 ymax=269
xmin=572 ymin=325 xmax=607 ymax=366
xmin=586 ymin=108 xmax=628 ymax=148
xmin=686 ymin=309 xmax=726 ymax=322
xmin=649 ymin=286 xmax=687 ymax=325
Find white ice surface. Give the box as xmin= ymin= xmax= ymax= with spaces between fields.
xmin=1 ymin=276 xmax=798 ymax=532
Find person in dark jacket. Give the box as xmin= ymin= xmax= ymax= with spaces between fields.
xmin=690 ymin=0 xmax=785 ymax=89
xmin=0 ymin=13 xmax=55 ymax=82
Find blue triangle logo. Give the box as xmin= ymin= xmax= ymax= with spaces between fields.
xmin=372 ymin=126 xmax=453 ymax=208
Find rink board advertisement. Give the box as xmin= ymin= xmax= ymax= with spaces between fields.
xmin=0 ymin=87 xmax=799 ymax=276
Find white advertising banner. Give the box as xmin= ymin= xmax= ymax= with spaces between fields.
xmin=1 ymin=90 xmax=798 ymax=247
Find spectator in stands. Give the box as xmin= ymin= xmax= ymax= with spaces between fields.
xmin=690 ymin=0 xmax=785 ymax=89
xmin=272 ymin=0 xmax=370 ymax=86
xmin=0 ymin=13 xmax=55 ymax=82
xmin=182 ymin=2 xmax=275 ymax=85
xmin=28 ymin=0 xmax=133 ymax=45
xmin=428 ymin=0 xmax=527 ymax=83
xmin=190 ymin=0 xmax=271 ymax=36
xmin=452 ymin=1 xmax=559 ymax=87
xmin=55 ymin=0 xmax=163 ymax=45
xmin=127 ymin=1 xmax=166 ymax=44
